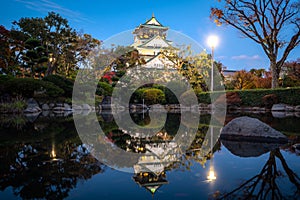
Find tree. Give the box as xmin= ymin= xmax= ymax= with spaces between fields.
xmin=174 ymin=47 xmax=224 ymax=91
xmin=0 ymin=25 xmax=11 ymax=70
xmin=22 ymin=38 xmax=48 ymax=77
xmin=281 ymin=58 xmax=300 ymax=87
xmin=231 ymin=70 xmax=256 ymax=89
xmin=0 ymin=25 xmax=25 ymax=75
xmin=250 ymin=68 xmax=272 ymax=88
xmin=211 ymin=0 xmax=300 ymax=88
xmin=214 ymin=149 xmax=300 ymax=199
xmin=12 ymin=12 xmax=100 ymax=77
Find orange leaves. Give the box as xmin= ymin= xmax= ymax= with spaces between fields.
xmin=210 ymin=8 xmax=224 ymax=26
xmin=211 ymin=8 xmax=224 ymax=19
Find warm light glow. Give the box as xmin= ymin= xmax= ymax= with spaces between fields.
xmin=51 ymin=149 xmax=56 ymax=158
xmin=207 ymin=169 xmax=217 ymax=182
xmin=51 ymin=143 xmax=56 ymax=158
xmin=207 ymin=35 xmax=219 ymax=48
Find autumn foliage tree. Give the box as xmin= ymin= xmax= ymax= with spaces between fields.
xmin=211 ymin=0 xmax=300 ymax=88
xmin=282 ymin=59 xmax=300 ymax=87
xmin=231 ymin=70 xmax=256 ymax=89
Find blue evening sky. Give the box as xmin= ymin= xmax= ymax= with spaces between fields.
xmin=1 ymin=0 xmax=299 ymax=70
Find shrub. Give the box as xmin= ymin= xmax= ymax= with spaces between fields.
xmin=142 ymin=88 xmax=165 ymax=105
xmin=262 ymin=94 xmax=278 ymax=109
xmin=43 ymin=75 xmax=74 ymax=97
xmin=96 ymin=81 xmax=113 ymax=96
xmin=196 ymin=87 xmax=300 ymax=106
xmin=0 ymin=96 xmax=26 ymax=113
xmin=3 ymin=78 xmax=64 ymax=98
xmin=0 ymin=75 xmax=14 ymax=95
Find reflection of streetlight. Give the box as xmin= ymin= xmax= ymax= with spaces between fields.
xmin=207 ymin=128 xmax=217 ymax=182
xmin=207 ymin=35 xmax=219 ymax=91
xmin=51 ymin=142 xmax=56 ymax=159
xmin=207 ymin=168 xmax=217 ymax=182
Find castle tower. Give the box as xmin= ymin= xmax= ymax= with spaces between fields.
xmin=132 ymin=14 xmax=174 ymax=61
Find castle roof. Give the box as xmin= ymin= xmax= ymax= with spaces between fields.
xmin=143 ymin=13 xmax=164 ymax=27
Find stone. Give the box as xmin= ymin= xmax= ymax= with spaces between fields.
xmin=271 ymin=104 xmax=287 ymax=111
xmin=24 ymin=112 xmax=40 ymax=122
xmin=286 ymin=105 xmax=295 ymax=111
xmin=221 ymin=140 xmax=283 ymax=157
xmin=220 ymin=116 xmax=288 ymax=143
xmin=53 ymin=106 xmax=64 ymax=111
xmin=56 ymin=103 xmax=63 ymax=107
xmin=42 ymin=110 xmax=50 ymax=117
xmin=72 ymin=105 xmax=82 ymax=110
xmin=82 ymin=104 xmax=91 ymax=111
xmin=272 ymin=111 xmax=287 ymax=118
xmin=26 ymin=98 xmax=39 ymax=107
xmin=63 ymin=103 xmax=72 ymax=111
xmin=24 ymin=98 xmax=41 ymax=113
xmin=42 ymin=103 xmax=50 ymax=110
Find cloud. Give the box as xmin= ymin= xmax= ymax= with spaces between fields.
xmin=216 ymin=55 xmax=227 ymax=59
xmin=231 ymin=54 xmax=260 ymax=60
xmin=15 ymin=0 xmax=93 ymax=23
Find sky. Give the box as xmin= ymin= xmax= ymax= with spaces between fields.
xmin=1 ymin=0 xmax=299 ymax=71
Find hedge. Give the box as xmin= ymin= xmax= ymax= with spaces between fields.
xmin=2 ymin=78 xmax=64 ymax=98
xmin=196 ymin=87 xmax=300 ymax=106
xmin=236 ymin=87 xmax=300 ymax=106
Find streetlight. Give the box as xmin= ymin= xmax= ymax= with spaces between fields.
xmin=207 ymin=35 xmax=219 ymax=91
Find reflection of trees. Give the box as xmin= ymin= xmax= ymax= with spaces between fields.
xmin=215 ymin=148 xmax=300 ymax=200
xmin=0 ymin=135 xmax=104 ymax=199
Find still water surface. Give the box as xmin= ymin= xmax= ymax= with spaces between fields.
xmin=0 ymin=112 xmax=300 ymax=199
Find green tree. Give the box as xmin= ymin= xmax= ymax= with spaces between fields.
xmin=211 ymin=0 xmax=300 ymax=88
xmin=22 ymin=38 xmax=48 ymax=77
xmin=12 ymin=12 xmax=100 ymax=77
xmin=174 ymin=47 xmax=224 ymax=91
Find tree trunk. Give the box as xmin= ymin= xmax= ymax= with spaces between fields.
xmin=46 ymin=62 xmax=55 ymax=77
xmin=270 ymin=61 xmax=279 ymax=89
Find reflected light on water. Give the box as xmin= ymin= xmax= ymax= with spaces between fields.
xmin=51 ymin=143 xmax=56 ymax=159
xmin=207 ymin=168 xmax=217 ymax=182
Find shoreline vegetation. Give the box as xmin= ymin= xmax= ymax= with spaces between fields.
xmin=0 ymin=74 xmax=300 ymax=115
xmin=1 ymin=73 xmax=300 ymax=117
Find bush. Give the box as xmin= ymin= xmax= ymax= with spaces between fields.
xmin=3 ymin=78 xmax=64 ymax=98
xmin=0 ymin=96 xmax=26 ymax=113
xmin=96 ymin=81 xmax=113 ymax=96
xmin=196 ymin=87 xmax=300 ymax=106
xmin=43 ymin=75 xmax=74 ymax=97
xmin=262 ymin=94 xmax=278 ymax=109
xmin=236 ymin=88 xmax=300 ymax=106
xmin=0 ymin=75 xmax=14 ymax=95
xmin=142 ymin=88 xmax=165 ymax=104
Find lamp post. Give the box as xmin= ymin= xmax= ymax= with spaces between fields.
xmin=207 ymin=35 xmax=219 ymax=91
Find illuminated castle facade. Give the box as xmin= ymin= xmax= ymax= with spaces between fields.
xmin=132 ymin=14 xmax=177 ymax=69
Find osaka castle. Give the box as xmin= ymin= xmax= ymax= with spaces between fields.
xmin=131 ymin=14 xmax=177 ymax=69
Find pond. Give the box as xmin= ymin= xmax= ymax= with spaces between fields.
xmin=0 ymin=111 xmax=300 ymax=200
